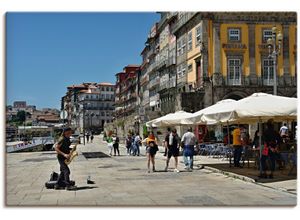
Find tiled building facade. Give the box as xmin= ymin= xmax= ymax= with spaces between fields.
xmin=111 ymin=12 xmax=297 ymax=137
xmin=61 ymin=82 xmax=115 ymax=133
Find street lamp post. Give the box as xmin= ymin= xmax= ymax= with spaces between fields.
xmin=267 ymin=26 xmax=283 ymax=95
xmin=83 ymin=103 xmax=86 ymax=145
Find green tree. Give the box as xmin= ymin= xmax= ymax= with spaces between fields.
xmin=16 ymin=110 xmax=26 ymax=123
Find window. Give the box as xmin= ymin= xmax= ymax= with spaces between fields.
xmin=228 ymin=28 xmax=240 ymax=41
xmin=177 ymin=65 xmax=182 ymax=77
xmin=182 ymin=64 xmax=186 ymax=76
xmin=177 ymin=40 xmax=182 ymax=56
xmin=187 ymin=32 xmax=192 ymax=51
xmin=263 ymin=29 xmax=273 ymax=43
xmin=228 ymin=58 xmax=241 ymax=85
xmin=196 ymin=26 xmax=202 ymax=45
xmin=188 ymin=64 xmax=193 ymax=72
xmin=262 ymin=58 xmax=274 ymax=85
xmin=181 ymin=37 xmax=186 ymax=54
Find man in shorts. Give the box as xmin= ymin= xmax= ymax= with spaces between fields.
xmin=164 ymin=129 xmax=180 ymax=173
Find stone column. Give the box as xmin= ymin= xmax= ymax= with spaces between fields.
xmin=248 ymin=23 xmax=257 ymax=85
xmin=213 ymin=23 xmax=221 ymax=75
xmin=282 ymin=24 xmax=291 ymax=86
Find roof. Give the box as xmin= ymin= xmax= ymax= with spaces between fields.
xmin=67 ymin=84 xmax=86 ymax=89
xmin=125 ymin=64 xmax=140 ymax=68
xmin=98 ymin=82 xmax=114 ymax=86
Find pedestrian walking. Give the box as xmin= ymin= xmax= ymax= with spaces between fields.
xmin=163 ymin=128 xmax=171 ymax=156
xmin=125 ymin=134 xmax=132 ymax=155
xmin=181 ymin=127 xmax=196 ymax=171
xmin=232 ymin=125 xmax=243 ymax=168
xmin=113 ymin=134 xmax=120 ymax=156
xmin=90 ymin=133 xmax=94 ymax=143
xmin=165 ymin=129 xmax=180 ymax=173
xmin=145 ymin=132 xmax=158 ymax=173
xmin=133 ymin=133 xmax=141 ymax=156
xmin=130 ymin=133 xmax=136 ymax=156
xmin=86 ymin=131 xmax=90 ymax=143
xmin=106 ymin=131 xmax=113 ymax=156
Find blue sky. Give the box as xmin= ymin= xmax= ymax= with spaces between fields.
xmin=6 ymin=12 xmax=160 ymax=109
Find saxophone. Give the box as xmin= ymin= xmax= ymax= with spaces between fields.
xmin=65 ymin=144 xmax=78 ymax=165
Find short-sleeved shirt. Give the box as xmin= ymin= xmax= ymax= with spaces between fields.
xmin=232 ymin=128 xmax=241 ymax=146
xmin=134 ymin=136 xmax=141 ymax=145
xmin=170 ymin=134 xmax=179 ymax=150
xmin=181 ymin=132 xmax=196 ymax=146
xmin=165 ymin=133 xmax=171 ymax=148
xmin=57 ymin=136 xmax=71 ymax=160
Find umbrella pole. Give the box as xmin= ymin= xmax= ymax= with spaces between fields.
xmin=259 ymin=119 xmax=262 ymax=174
xmin=227 ymin=121 xmax=231 ymax=167
xmin=227 ymin=121 xmax=230 ymax=147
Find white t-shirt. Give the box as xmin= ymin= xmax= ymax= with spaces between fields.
xmin=169 ymin=133 xmax=173 ymax=146
xmin=181 ymin=131 xmax=196 ymax=146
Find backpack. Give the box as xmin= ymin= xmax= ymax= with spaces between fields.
xmin=50 ymin=171 xmax=59 ymax=181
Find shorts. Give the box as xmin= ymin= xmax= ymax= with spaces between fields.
xmin=167 ymin=148 xmax=179 ymax=158
xmin=146 ymin=146 xmax=157 ymax=156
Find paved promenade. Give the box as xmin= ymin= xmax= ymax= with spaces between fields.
xmin=6 ymin=135 xmax=297 ymax=206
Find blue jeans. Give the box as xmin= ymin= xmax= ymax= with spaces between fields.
xmin=133 ymin=143 xmax=140 ymax=156
xmin=183 ymin=145 xmax=194 ymax=169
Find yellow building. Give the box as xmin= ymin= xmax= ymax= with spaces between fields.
xmin=173 ymin=12 xmax=297 ymax=111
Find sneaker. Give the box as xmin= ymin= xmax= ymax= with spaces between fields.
xmin=66 ymin=185 xmax=77 ymax=191
xmin=174 ymin=169 xmax=180 ymax=173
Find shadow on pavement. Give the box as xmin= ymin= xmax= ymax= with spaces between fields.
xmin=204 ymin=163 xmax=297 ymax=183
xmin=74 ymin=186 xmax=98 ymax=191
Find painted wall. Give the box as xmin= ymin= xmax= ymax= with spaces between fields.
xmin=220 ymin=23 xmax=250 ymax=77
xmin=289 ymin=25 xmax=297 ymax=76
xmin=255 ymin=24 xmax=283 ymax=77
xmin=186 ymin=22 xmax=202 ymax=84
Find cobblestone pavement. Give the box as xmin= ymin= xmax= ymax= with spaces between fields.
xmin=6 ymin=135 xmax=297 ymax=206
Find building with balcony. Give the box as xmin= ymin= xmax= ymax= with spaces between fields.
xmin=156 ymin=12 xmax=179 ymax=115
xmin=61 ymin=82 xmax=115 ymax=133
xmin=172 ymin=12 xmax=297 ymax=113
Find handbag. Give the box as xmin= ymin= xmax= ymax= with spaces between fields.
xmin=262 ymin=144 xmax=269 ymax=156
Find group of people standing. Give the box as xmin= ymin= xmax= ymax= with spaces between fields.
xmin=104 ymin=127 xmax=198 ymax=173
xmin=125 ymin=133 xmax=142 ymax=156
xmin=232 ymin=120 xmax=290 ymax=179
xmin=147 ymin=127 xmax=197 ymax=173
xmin=106 ymin=131 xmax=120 ymax=156
xmin=85 ymin=131 xmax=94 ymax=143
